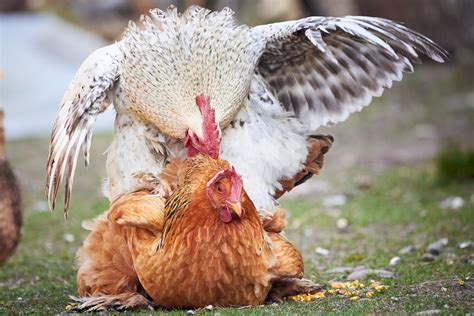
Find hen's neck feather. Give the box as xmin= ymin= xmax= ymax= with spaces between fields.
xmin=160 ymin=155 xmax=262 ymax=249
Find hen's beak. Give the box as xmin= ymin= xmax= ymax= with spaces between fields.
xmin=228 ymin=202 xmax=243 ymax=218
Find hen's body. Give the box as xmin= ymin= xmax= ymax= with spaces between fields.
xmin=75 ymin=155 xmax=315 ymax=310
xmin=0 ymin=110 xmax=22 ymax=263
xmin=136 ymin=159 xmax=274 ymax=307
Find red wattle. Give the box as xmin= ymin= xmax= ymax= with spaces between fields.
xmin=219 ymin=207 xmax=232 ymax=223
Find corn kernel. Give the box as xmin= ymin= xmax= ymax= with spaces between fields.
xmin=330 ymin=282 xmax=345 ymax=289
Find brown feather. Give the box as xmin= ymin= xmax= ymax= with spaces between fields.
xmin=160 ymin=158 xmax=187 ymax=192
xmin=274 ymin=134 xmax=333 ymax=199
xmin=76 ymin=154 xmax=319 ymax=309
xmin=261 ymin=207 xmax=286 ymax=233
xmin=76 ymin=214 xmax=139 ymax=296
xmin=0 ymin=110 xmax=22 ymax=263
xmin=108 ymin=191 xmax=165 ymax=234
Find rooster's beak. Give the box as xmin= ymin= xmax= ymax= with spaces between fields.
xmin=228 ymin=202 xmax=243 ymax=218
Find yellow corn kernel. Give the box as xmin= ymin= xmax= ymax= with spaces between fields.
xmin=330 ymin=282 xmax=345 ymax=289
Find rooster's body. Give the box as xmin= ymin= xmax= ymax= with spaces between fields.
xmin=46 ymin=6 xmax=447 ymax=217
xmin=75 ymin=154 xmax=318 ymax=310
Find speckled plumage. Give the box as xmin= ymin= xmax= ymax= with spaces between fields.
xmin=46 ymin=6 xmax=448 ymax=215
xmin=121 ymin=7 xmax=264 ymax=139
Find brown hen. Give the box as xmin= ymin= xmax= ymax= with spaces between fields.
xmin=74 ymin=154 xmax=320 ymax=311
xmin=0 ymin=110 xmax=22 ymax=263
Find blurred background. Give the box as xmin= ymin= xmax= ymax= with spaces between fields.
xmin=0 ymin=1 xmax=473 ymax=313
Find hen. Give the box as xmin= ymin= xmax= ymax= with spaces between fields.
xmin=46 ymin=6 xmax=446 ymax=217
xmin=0 ymin=109 xmax=22 ymax=263
xmin=74 ymin=154 xmax=319 ymax=310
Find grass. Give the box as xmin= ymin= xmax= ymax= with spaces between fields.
xmin=0 ymin=136 xmax=472 ymax=314
xmin=436 ymin=146 xmax=474 ymax=183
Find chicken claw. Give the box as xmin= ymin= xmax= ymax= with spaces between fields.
xmin=267 ymin=278 xmax=324 ymax=303
xmin=68 ymin=293 xmax=154 ymax=312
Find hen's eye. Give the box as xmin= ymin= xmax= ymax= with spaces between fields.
xmin=216 ymin=183 xmax=223 ymax=193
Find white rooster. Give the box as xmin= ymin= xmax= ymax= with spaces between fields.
xmin=46 ymin=6 xmax=448 ymax=216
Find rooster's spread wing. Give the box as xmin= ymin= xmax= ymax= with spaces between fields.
xmin=220 ymin=16 xmax=448 ymax=209
xmin=46 ymin=44 xmax=122 ymax=215
xmin=253 ymin=16 xmax=449 ymax=130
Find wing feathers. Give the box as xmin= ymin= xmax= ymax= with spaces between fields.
xmin=46 ymin=44 xmax=122 ymax=216
xmin=255 ymin=16 xmax=449 ymax=130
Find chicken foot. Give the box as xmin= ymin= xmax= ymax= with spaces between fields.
xmin=69 ymin=292 xmax=154 ymax=312
xmin=267 ymin=278 xmax=324 ymax=303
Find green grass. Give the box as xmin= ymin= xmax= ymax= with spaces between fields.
xmin=436 ymin=145 xmax=474 ymax=183
xmin=0 ymin=137 xmax=472 ymax=314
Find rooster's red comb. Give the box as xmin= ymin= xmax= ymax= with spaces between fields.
xmin=195 ymin=94 xmax=221 ymax=159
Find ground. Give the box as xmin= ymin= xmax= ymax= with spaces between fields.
xmin=0 ymin=64 xmax=473 ymax=314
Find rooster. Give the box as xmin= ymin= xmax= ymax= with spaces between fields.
xmin=74 ymin=153 xmax=320 ymax=310
xmin=0 ymin=109 xmax=22 ymax=263
xmin=46 ymin=6 xmax=447 ymax=217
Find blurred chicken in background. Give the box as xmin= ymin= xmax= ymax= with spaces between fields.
xmin=0 ymin=109 xmax=22 ymax=263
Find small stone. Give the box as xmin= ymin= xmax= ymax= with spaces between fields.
xmin=346 ymin=269 xmax=394 ymax=280
xmin=440 ymin=196 xmax=465 ymax=210
xmin=63 ymin=233 xmax=75 ymax=243
xmin=427 ymin=238 xmax=448 ymax=255
xmin=204 ymin=305 xmax=213 ymax=310
xmin=186 ymin=310 xmax=195 ymax=316
xmin=416 ymin=309 xmax=441 ymax=315
xmin=470 ymin=259 xmax=474 ymax=265
xmin=458 ymin=241 xmax=472 ymax=249
xmin=336 ymin=218 xmax=349 ymax=232
xmin=315 ymin=247 xmax=330 ymax=256
xmin=422 ymin=253 xmax=436 ymax=262
xmin=441 ymin=287 xmax=447 ymax=292
xmin=389 ymin=256 xmax=401 ymax=266
xmin=325 ymin=267 xmax=354 ymax=274
xmin=323 ymin=194 xmax=347 ymax=208
xmin=391 ymin=296 xmax=400 ymax=302
xmin=399 ymin=245 xmax=415 ymax=255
